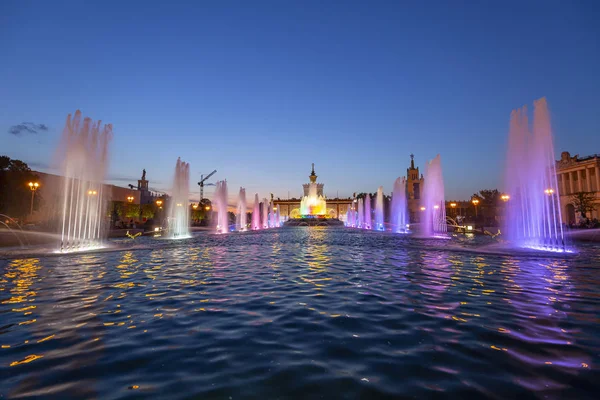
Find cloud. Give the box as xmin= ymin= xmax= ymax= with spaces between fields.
xmin=9 ymin=122 xmax=49 ymax=136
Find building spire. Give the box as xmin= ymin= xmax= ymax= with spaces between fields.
xmin=309 ymin=163 xmax=317 ymax=183
xmin=410 ymin=154 xmax=415 ymax=169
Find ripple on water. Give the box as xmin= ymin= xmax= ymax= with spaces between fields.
xmin=0 ymin=228 xmax=598 ymax=399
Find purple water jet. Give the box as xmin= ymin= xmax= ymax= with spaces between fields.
xmin=422 ymin=155 xmax=447 ymax=237
xmin=236 ymin=187 xmax=247 ymax=231
xmin=252 ymin=194 xmax=261 ymax=230
xmin=504 ymin=98 xmax=565 ymax=251
xmin=374 ymin=186 xmax=385 ymax=231
xmin=391 ymin=177 xmax=409 ymax=233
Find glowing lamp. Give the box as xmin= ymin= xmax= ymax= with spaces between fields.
xmin=471 ymin=199 xmax=479 ymax=205
xmin=434 ymin=205 xmax=440 ymax=209
xmin=467 ymin=225 xmax=473 ymax=231
xmin=544 ymin=189 xmax=554 ymax=195
xmin=420 ymin=206 xmax=426 ymax=211
xmin=501 ymin=194 xmax=510 ymax=202
xmin=450 ymin=202 xmax=457 ymax=208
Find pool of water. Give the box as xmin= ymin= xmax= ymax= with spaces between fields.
xmin=1 ymin=228 xmax=598 ymax=398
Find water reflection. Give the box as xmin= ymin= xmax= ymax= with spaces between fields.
xmin=0 ymin=229 xmax=598 ymax=398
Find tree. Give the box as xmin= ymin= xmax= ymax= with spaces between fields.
xmin=571 ymin=192 xmax=596 ymax=218
xmin=472 ymin=189 xmax=500 ymax=224
xmin=0 ymin=156 xmax=41 ymax=221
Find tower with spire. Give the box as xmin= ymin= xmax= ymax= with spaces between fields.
xmin=303 ymin=163 xmax=324 ymax=196
xmin=406 ymin=154 xmax=424 ymax=200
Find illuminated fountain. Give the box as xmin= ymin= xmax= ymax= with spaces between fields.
xmin=57 ymin=110 xmax=112 ymax=252
xmin=391 ymin=177 xmax=409 ymax=233
xmin=421 ymin=154 xmax=447 ymax=237
xmin=374 ymin=186 xmax=385 ymax=231
xmin=214 ymin=180 xmax=229 ymax=234
xmin=236 ymin=187 xmax=247 ymax=231
xmin=275 ymin=206 xmax=281 ymax=227
xmin=168 ymin=158 xmax=191 ymax=239
xmin=262 ymin=198 xmax=269 ymax=228
xmin=364 ymin=194 xmax=372 ymax=229
xmin=252 ymin=194 xmax=261 ymax=230
xmin=357 ymin=198 xmax=364 ymax=228
xmin=346 ymin=203 xmax=356 ymax=227
xmin=504 ymin=98 xmax=565 ymax=252
xmin=300 ymin=186 xmax=326 ymax=216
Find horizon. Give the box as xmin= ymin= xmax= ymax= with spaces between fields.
xmin=1 ymin=1 xmax=599 ymax=203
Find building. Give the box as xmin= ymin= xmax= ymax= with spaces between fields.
xmin=406 ymin=154 xmax=425 ymax=222
xmin=274 ymin=164 xmax=353 ymax=219
xmin=29 ymin=169 xmax=164 ymax=224
xmin=556 ymin=151 xmax=600 ymax=223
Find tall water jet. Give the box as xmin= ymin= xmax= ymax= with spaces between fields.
xmin=374 ymin=186 xmax=385 ymax=231
xmin=364 ymin=195 xmax=372 ymax=229
xmin=346 ymin=204 xmax=356 ymax=227
xmin=236 ymin=187 xmax=247 ymax=231
xmin=252 ymin=194 xmax=261 ymax=230
xmin=422 ymin=155 xmax=447 ymax=237
xmin=275 ymin=206 xmax=280 ymax=227
xmin=504 ymin=98 xmax=565 ymax=251
xmin=168 ymin=158 xmax=191 ymax=238
xmin=357 ymin=198 xmax=364 ymax=228
xmin=57 ymin=110 xmax=112 ymax=252
xmin=262 ymin=198 xmax=269 ymax=228
xmin=391 ymin=177 xmax=409 ymax=233
xmin=214 ymin=180 xmax=229 ymax=234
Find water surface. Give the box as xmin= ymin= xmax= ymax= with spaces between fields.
xmin=1 ymin=228 xmax=598 ymax=398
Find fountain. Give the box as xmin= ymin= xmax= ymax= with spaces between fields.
xmin=262 ymin=198 xmax=269 ymax=228
xmin=252 ymin=194 xmax=261 ymax=230
xmin=364 ymin=195 xmax=372 ymax=229
xmin=391 ymin=177 xmax=409 ymax=233
xmin=504 ymin=98 xmax=565 ymax=251
xmin=357 ymin=198 xmax=364 ymax=228
xmin=168 ymin=158 xmax=191 ymax=239
xmin=374 ymin=187 xmax=385 ymax=231
xmin=422 ymin=155 xmax=447 ymax=237
xmin=57 ymin=110 xmax=112 ymax=252
xmin=214 ymin=180 xmax=229 ymax=234
xmin=346 ymin=204 xmax=356 ymax=227
xmin=275 ymin=206 xmax=280 ymax=227
xmin=300 ymin=183 xmax=327 ymax=216
xmin=236 ymin=187 xmax=247 ymax=231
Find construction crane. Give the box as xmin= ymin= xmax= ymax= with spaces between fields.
xmin=198 ymin=170 xmax=217 ymax=202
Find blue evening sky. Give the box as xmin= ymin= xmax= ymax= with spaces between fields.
xmin=1 ymin=0 xmax=599 ymax=203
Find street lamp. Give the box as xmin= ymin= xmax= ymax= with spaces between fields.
xmin=471 ymin=198 xmax=480 ymax=217
xmin=420 ymin=206 xmax=426 ymax=211
xmin=205 ymin=206 xmax=211 ymax=211
xmin=127 ymin=195 xmax=134 ymax=203
xmin=156 ymin=199 xmax=163 ymax=209
xmin=544 ymin=189 xmax=554 ymax=195
xmin=450 ymin=202 xmax=457 ymax=218
xmin=501 ymin=194 xmax=510 ymax=202
xmin=88 ymin=190 xmax=97 ymax=196
xmin=28 ymin=182 xmax=40 ymax=215
xmin=192 ymin=204 xmax=198 ymax=210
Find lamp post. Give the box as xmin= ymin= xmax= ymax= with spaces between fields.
xmin=472 ymin=198 xmax=480 ymax=218
xmin=28 ymin=182 xmax=40 ymax=215
xmin=127 ymin=195 xmax=134 ymax=203
xmin=501 ymin=194 xmax=510 ymax=202
xmin=450 ymin=202 xmax=457 ymax=218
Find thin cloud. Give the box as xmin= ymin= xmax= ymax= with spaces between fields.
xmin=9 ymin=122 xmax=49 ymax=136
